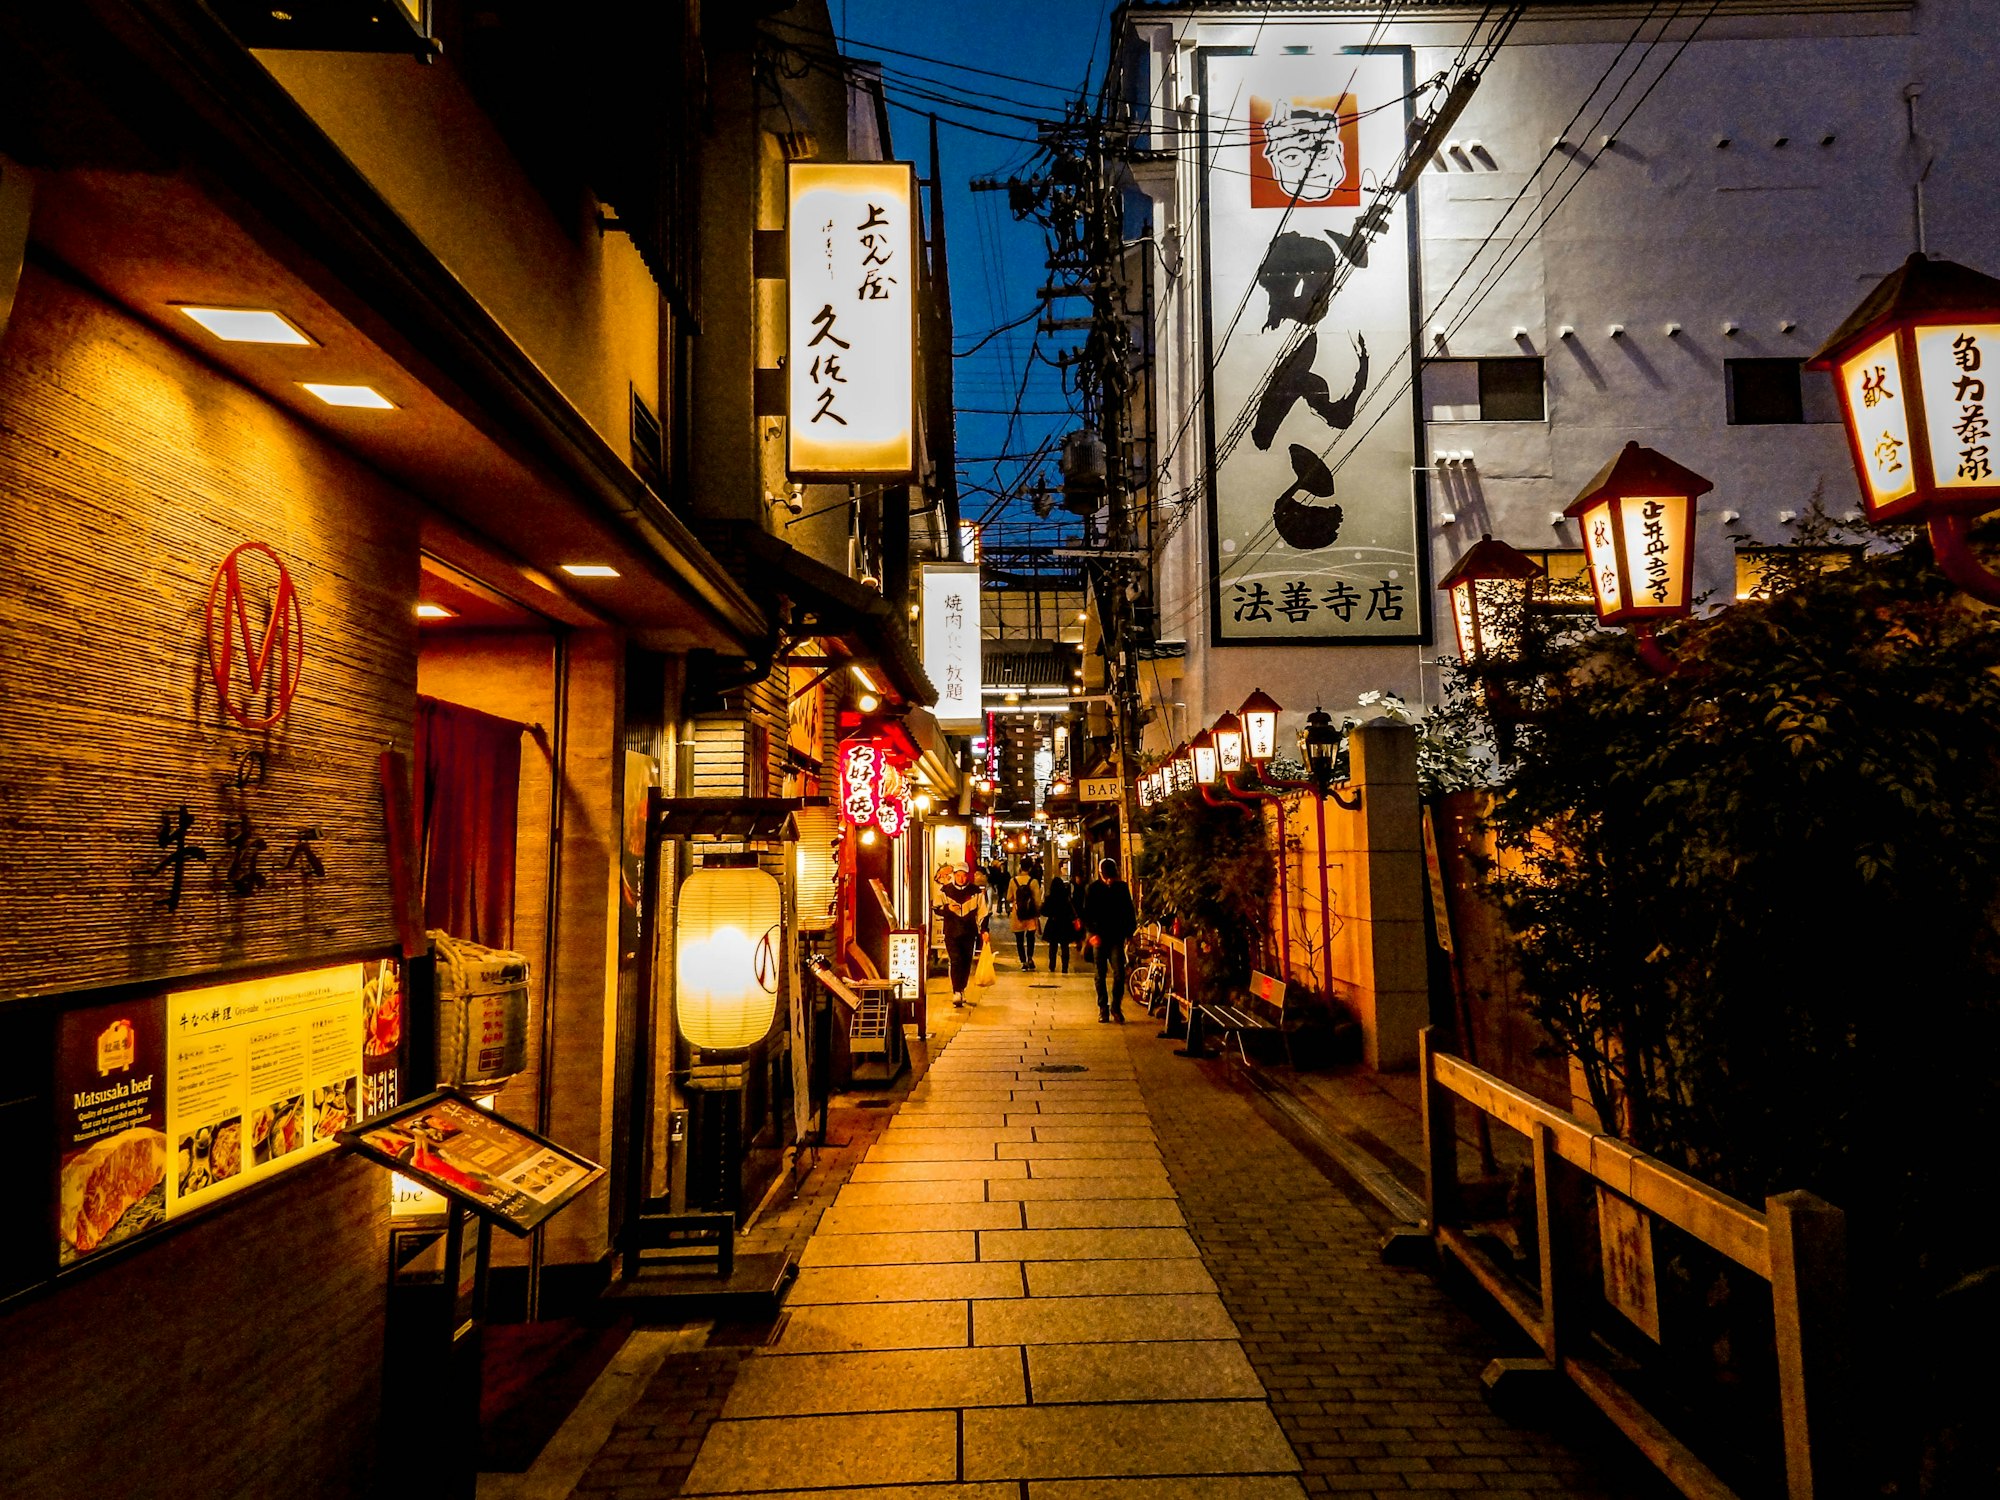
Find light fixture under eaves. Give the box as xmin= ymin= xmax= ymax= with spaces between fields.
xmin=561 ymin=564 xmax=620 ymax=578
xmin=301 ymin=382 xmax=394 ymax=409
xmin=415 ymin=603 xmax=456 ymax=620
xmin=178 ymin=306 xmax=313 ymax=346
xmin=850 ymin=664 xmax=882 ymax=695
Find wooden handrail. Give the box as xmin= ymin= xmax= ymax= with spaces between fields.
xmin=1431 ymin=1050 xmax=1770 ymax=1278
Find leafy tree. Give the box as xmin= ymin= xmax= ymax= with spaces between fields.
xmin=1466 ymin=509 xmax=2000 ymax=1494
xmin=1132 ymin=794 xmax=1274 ymax=1001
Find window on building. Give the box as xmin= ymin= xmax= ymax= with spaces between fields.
xmin=1424 ymin=358 xmax=1546 ymax=422
xmin=1734 ymin=546 xmax=1859 ymax=601
xmin=1725 ymin=360 xmax=1841 ymax=426
xmin=631 ymin=387 xmax=664 ymax=492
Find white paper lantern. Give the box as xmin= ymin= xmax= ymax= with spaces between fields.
xmin=676 ymin=865 xmax=783 ymax=1050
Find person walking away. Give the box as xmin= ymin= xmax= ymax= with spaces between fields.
xmin=989 ymin=861 xmax=1011 ymax=917
xmin=935 ymin=862 xmax=985 ymax=1008
xmin=1040 ymin=869 xmax=1078 ymax=974
xmin=1081 ymin=858 xmax=1137 ymax=1021
xmin=1009 ymin=861 xmax=1042 ymax=971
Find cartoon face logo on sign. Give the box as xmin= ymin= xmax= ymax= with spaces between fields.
xmin=204 ymin=542 xmax=305 ymax=729
xmin=1249 ymin=95 xmax=1360 ymax=209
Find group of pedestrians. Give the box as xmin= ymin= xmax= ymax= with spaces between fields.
xmin=933 ymin=854 xmax=1138 ymax=1022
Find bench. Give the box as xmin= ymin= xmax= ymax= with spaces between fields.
xmin=1189 ymin=969 xmax=1293 ymax=1064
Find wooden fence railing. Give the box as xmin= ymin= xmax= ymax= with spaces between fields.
xmin=1418 ymin=1028 xmax=1846 ymax=1500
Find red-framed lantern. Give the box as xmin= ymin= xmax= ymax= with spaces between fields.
xmin=1810 ymin=253 xmax=2000 ymax=603
xmin=1190 ymin=729 xmax=1219 ymax=788
xmin=1809 ymin=253 xmax=2000 ymax=525
xmin=1212 ymin=711 xmax=1246 ymax=774
xmin=1238 ymin=690 xmax=1281 ymax=762
xmin=1437 ymin=534 xmax=1544 ymax=661
xmin=1563 ymin=442 xmax=1713 ymax=627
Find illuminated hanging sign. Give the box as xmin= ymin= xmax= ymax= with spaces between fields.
xmin=787 ymin=162 xmax=918 ymax=479
xmin=921 ymin=562 xmax=983 ymax=732
xmin=839 ymin=740 xmax=912 ymax=838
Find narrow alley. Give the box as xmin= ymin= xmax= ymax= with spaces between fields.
xmin=554 ymin=948 xmax=1649 ymax=1500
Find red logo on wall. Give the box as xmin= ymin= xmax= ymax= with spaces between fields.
xmin=1248 ymin=93 xmax=1361 ymax=209
xmin=205 ymin=542 xmax=305 ymax=729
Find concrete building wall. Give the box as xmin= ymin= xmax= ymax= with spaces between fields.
xmin=1126 ymin=1 xmax=2000 ymax=757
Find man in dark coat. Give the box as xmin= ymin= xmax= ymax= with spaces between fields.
xmin=1080 ymin=858 xmax=1137 ymax=1022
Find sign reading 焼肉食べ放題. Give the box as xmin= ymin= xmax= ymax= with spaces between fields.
xmin=1200 ymin=46 xmax=1427 ymax=645
xmin=788 ymin=162 xmax=917 ymax=480
xmin=921 ymin=563 xmax=982 ymax=732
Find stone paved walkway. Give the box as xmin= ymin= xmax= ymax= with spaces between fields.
xmin=567 ymin=952 xmax=1653 ymax=1499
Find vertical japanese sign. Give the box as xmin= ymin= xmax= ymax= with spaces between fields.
xmin=921 ymin=562 xmax=983 ymax=731
xmin=1200 ymin=48 xmax=1426 ymax=645
xmin=787 ymin=162 xmax=918 ymax=479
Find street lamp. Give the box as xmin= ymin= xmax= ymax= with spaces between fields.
xmin=1190 ymin=730 xmax=1220 ymax=787
xmin=1563 ymin=441 xmax=1714 ymax=673
xmin=1301 ymin=708 xmax=1342 ymax=796
xmin=1239 ymin=690 xmax=1282 ymax=762
xmin=1212 ymin=711 xmax=1246 ymax=773
xmin=1809 ymin=252 xmax=2000 ymax=602
xmin=1437 ymin=534 xmax=1544 ymax=662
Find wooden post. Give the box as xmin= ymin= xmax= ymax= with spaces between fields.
xmin=1418 ymin=1026 xmax=1458 ymax=1232
xmin=1529 ymin=1121 xmax=1564 ymax=1362
xmin=1768 ymin=1190 xmax=1847 ymax=1500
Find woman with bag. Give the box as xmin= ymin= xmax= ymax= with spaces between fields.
xmin=1009 ymin=861 xmax=1042 ymax=971
xmin=1040 ymin=869 xmax=1078 ymax=974
xmin=934 ymin=861 xmax=985 ymax=1008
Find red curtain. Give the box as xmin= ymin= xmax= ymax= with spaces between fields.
xmin=413 ymin=696 xmax=524 ymax=949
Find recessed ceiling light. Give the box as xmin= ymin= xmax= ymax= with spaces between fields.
xmin=178 ymin=306 xmax=313 ymax=346
xmin=415 ymin=603 xmax=456 ymax=620
xmin=561 ymin=564 xmax=620 ymax=578
xmin=301 ymin=382 xmax=394 ymax=409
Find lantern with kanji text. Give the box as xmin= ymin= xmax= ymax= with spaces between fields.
xmin=1438 ymin=534 xmax=1544 ymax=661
xmin=1564 ymin=442 xmax=1712 ymax=628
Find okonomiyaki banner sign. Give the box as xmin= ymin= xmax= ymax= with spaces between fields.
xmin=1201 ymin=47 xmax=1426 ymax=644
xmin=787 ymin=161 xmax=919 ymax=480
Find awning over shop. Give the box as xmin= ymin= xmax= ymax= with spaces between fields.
xmin=655 ymin=798 xmax=800 ymax=842
xmin=901 ymin=705 xmax=961 ymax=799
xmin=723 ymin=526 xmax=936 ymax=709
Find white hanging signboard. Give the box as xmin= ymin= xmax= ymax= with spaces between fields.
xmin=921 ymin=562 xmax=983 ymax=732
xmin=1200 ymin=46 xmax=1427 ymax=645
xmin=787 ymin=162 xmax=918 ymax=479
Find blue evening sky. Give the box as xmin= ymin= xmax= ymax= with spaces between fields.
xmin=836 ymin=0 xmax=1121 ymax=553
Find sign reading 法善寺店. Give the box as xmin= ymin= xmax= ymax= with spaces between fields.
xmin=787 ymin=162 xmax=918 ymax=480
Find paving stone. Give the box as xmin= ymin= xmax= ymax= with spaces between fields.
xmin=889 ymin=1112 xmax=1013 ymax=1129
xmin=799 ymin=1230 xmax=979 ymax=1267
xmin=962 ymin=1400 xmax=1298 ymax=1480
xmin=1029 ymin=1124 xmax=1158 ymax=1142
xmin=1027 ymin=1339 xmax=1266 ymax=1403
xmin=1021 ymin=1199 xmax=1185 ymax=1229
xmin=703 ymin=1488 xmax=1015 ymax=1500
xmin=1024 ymin=1258 xmax=1220 ymax=1298
xmin=1024 ymin=1157 xmax=1169 ymax=1180
xmin=851 ymin=1158 xmax=1029 ymax=1183
xmin=681 ymin=1410 xmax=958 ymax=1493
xmin=725 ymin=1345 xmax=1026 ymax=1416
xmin=789 ymin=1260 xmax=1026 ymax=1305
xmin=974 ymin=1293 xmax=1239 ymax=1345
xmin=989 ymin=1175 xmax=1176 ymax=1202
xmin=773 ymin=1300 xmax=970 ymax=1353
xmin=979 ymin=1227 xmax=1199 ymax=1261
xmin=834 ymin=1179 xmax=995 ymax=1208
xmin=819 ymin=1201 xmax=1026 ymax=1235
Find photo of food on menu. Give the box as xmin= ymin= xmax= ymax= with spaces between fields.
xmin=350 ymin=1096 xmax=599 ymax=1235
